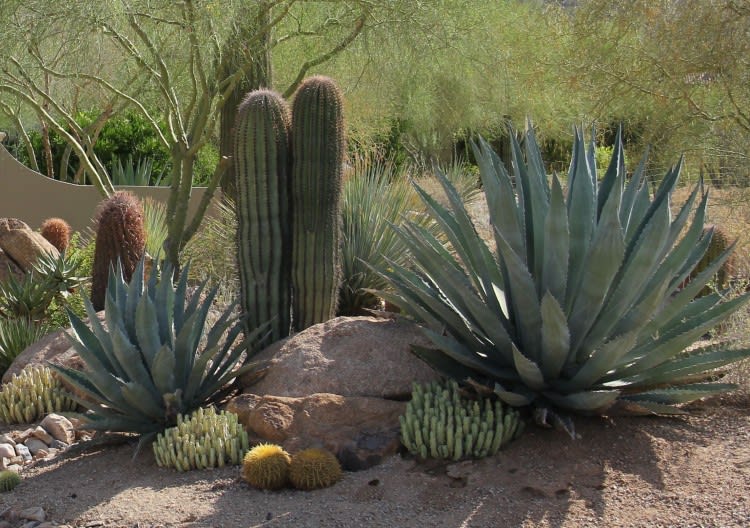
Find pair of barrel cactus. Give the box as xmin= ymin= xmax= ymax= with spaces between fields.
xmin=234 ymin=76 xmax=344 ymax=347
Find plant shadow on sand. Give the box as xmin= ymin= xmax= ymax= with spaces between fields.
xmin=7 ymin=402 xmax=748 ymax=528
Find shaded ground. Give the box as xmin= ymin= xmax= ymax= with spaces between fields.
xmin=2 ymin=397 xmax=749 ymax=528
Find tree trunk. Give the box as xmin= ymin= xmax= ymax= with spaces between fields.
xmin=218 ymin=2 xmax=273 ymax=203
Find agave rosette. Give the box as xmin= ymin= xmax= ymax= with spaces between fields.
xmin=375 ymin=125 xmax=750 ymax=421
xmin=50 ymin=258 xmax=266 ymax=438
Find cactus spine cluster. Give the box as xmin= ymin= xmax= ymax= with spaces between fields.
xmin=0 ymin=470 xmax=20 ymax=492
xmin=241 ymin=443 xmax=292 ymax=490
xmin=90 ymin=191 xmax=146 ymax=311
xmin=40 ymin=217 xmax=72 ymax=253
xmin=400 ymin=381 xmax=524 ymax=461
xmin=234 ymin=90 xmax=293 ymax=345
xmin=289 ymin=447 xmax=342 ymax=490
xmin=0 ymin=366 xmax=77 ymax=424
xmin=691 ymin=224 xmax=735 ymax=296
xmin=152 ymin=407 xmax=250 ymax=472
xmin=290 ymin=76 xmax=345 ymax=331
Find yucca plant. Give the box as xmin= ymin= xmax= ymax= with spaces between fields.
xmin=339 ymin=157 xmax=480 ymax=315
xmin=0 ymin=273 xmax=56 ymax=321
xmin=375 ymin=124 xmax=750 ymax=433
xmin=32 ymin=250 xmax=89 ymax=298
xmin=142 ymin=197 xmax=169 ymax=259
xmin=49 ymin=258 xmax=267 ymax=444
xmin=0 ymin=318 xmax=50 ymax=376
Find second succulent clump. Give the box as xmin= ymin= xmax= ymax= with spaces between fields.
xmin=400 ymin=380 xmax=525 ymax=461
xmin=153 ymin=407 xmax=249 ymax=471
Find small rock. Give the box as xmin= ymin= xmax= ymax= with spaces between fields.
xmin=0 ymin=506 xmax=16 ymax=521
xmin=0 ymin=443 xmax=15 ymax=459
xmin=19 ymin=507 xmax=45 ymax=522
xmin=21 ymin=521 xmax=41 ymax=528
xmin=0 ymin=457 xmax=6 ymax=470
xmin=24 ymin=438 xmax=50 ymax=457
xmin=0 ymin=434 xmax=14 ymax=445
xmin=9 ymin=455 xmax=24 ymax=465
xmin=40 ymin=414 xmax=75 ymax=444
xmin=16 ymin=428 xmax=35 ymax=443
xmin=14 ymin=443 xmax=32 ymax=462
xmin=32 ymin=426 xmax=54 ymax=445
xmin=49 ymin=439 xmax=69 ymax=450
xmin=6 ymin=464 xmax=23 ymax=472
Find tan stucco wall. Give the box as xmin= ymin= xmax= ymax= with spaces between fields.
xmin=0 ymin=143 xmax=216 ymax=233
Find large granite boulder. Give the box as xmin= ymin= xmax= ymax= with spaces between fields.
xmin=240 ymin=316 xmax=440 ymax=399
xmin=231 ymin=316 xmax=441 ymax=470
xmin=0 ymin=248 xmax=25 ymax=284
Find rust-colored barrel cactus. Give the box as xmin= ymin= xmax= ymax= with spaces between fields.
xmin=40 ymin=217 xmax=72 ymax=253
xmin=90 ymin=191 xmax=146 ymax=311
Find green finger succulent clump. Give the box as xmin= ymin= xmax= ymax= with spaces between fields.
xmin=153 ymin=407 xmax=249 ymax=471
xmin=376 ymin=124 xmax=750 ymax=432
xmin=0 ymin=365 xmax=77 ymax=424
xmin=400 ymin=381 xmax=524 ymax=460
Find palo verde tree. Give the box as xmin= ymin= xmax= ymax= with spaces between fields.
xmin=0 ymin=0 xmax=431 ymax=268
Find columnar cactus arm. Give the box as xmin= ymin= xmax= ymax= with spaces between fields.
xmin=233 ymin=90 xmax=292 ymax=347
xmin=290 ymin=75 xmax=345 ymax=331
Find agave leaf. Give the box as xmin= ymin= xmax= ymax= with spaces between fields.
xmin=124 ymin=258 xmax=145 ymax=342
xmin=610 ymin=278 xmax=670 ymax=338
xmin=413 ymin=171 xmax=504 ymax=311
xmin=151 ymin=343 xmax=177 ymax=395
xmin=512 ymin=126 xmax=549 ymax=284
xmin=622 ymin=383 xmax=737 ymax=404
xmin=623 ymin=347 xmax=750 ymax=388
xmin=621 ymin=292 xmax=750 ymax=374
xmin=541 ymin=175 xmax=569 ymax=305
xmin=494 ymin=382 xmax=534 ymax=406
xmin=47 ymin=363 xmax=106 ymax=402
xmin=539 ymin=292 xmax=570 ymax=379
xmin=495 ymin=233 xmax=542 ymax=360
xmin=543 ymin=389 xmax=620 ymax=413
xmin=120 ymin=381 xmax=166 ymax=419
xmin=580 ymin=196 xmax=670 ymax=351
xmin=613 ymin=399 xmax=688 ymax=416
xmin=473 ymin=138 xmax=526 ymax=261
xmin=372 ymin=258 xmax=477 ymax=343
xmin=624 ymin=183 xmax=652 ymax=243
xmin=567 ymin=331 xmax=638 ymax=389
xmin=173 ymin=261 xmax=191 ymax=332
xmin=512 ymin=343 xmax=546 ymax=390
xmin=625 ymin=159 xmax=681 ymax=261
xmin=568 ymin=178 xmax=626 ymax=355
xmin=135 ymin=293 xmax=161 ymax=369
xmin=619 ymin=146 xmax=649 ymax=231
xmin=423 ymin=328 xmax=517 ymax=381
xmin=109 ymin=326 xmax=160 ymax=401
xmin=596 ymin=126 xmax=625 ymax=218
xmin=565 ymin=129 xmax=596 ymax=309
xmin=173 ymin=310 xmax=202 ymax=387
xmin=66 ymin=307 xmax=122 ymax=377
xmin=412 ymin=344 xmax=482 ymax=382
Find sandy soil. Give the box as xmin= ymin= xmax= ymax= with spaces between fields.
xmin=2 ymin=395 xmax=749 ymax=528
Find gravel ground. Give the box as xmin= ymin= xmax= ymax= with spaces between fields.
xmin=2 ymin=398 xmax=749 ymax=528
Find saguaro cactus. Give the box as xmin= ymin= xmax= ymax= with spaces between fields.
xmin=234 ymin=89 xmax=292 ymax=345
xmin=90 ymin=191 xmax=146 ymax=311
xmin=290 ymin=76 xmax=345 ymax=331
